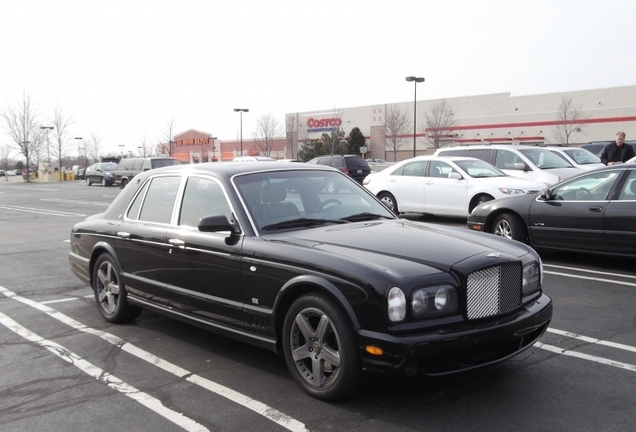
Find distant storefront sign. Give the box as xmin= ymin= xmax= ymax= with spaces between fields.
xmin=307 ymin=117 xmax=342 ymax=133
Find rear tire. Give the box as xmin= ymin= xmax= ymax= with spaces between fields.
xmin=93 ymin=254 xmax=142 ymax=323
xmin=86 ymin=177 xmax=92 ymax=186
xmin=492 ymin=213 xmax=528 ymax=243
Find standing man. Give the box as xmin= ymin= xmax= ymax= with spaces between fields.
xmin=600 ymin=132 xmax=635 ymax=165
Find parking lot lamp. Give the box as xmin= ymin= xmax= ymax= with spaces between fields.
xmin=40 ymin=126 xmax=54 ymax=162
xmin=405 ymin=76 xmax=425 ymax=157
xmin=75 ymin=137 xmax=83 ymax=167
xmin=233 ymin=108 xmax=249 ymax=156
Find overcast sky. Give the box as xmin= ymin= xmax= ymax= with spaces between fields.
xmin=2 ymin=0 xmax=635 ymax=156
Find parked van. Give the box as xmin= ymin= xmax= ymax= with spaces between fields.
xmin=435 ymin=144 xmax=582 ymax=186
xmin=114 ymin=157 xmax=180 ymax=186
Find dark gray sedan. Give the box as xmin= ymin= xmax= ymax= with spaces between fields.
xmin=468 ymin=163 xmax=636 ymax=257
xmin=85 ymin=162 xmax=117 ymax=186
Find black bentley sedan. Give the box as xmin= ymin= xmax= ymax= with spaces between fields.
xmin=69 ymin=162 xmax=552 ymax=400
xmin=468 ymin=163 xmax=636 ymax=257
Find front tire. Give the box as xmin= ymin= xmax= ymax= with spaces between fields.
xmin=469 ymin=194 xmax=494 ymax=213
xmin=377 ymin=192 xmax=398 ymax=214
xmin=492 ymin=212 xmax=528 ymax=243
xmin=93 ymin=254 xmax=142 ymax=323
xmin=282 ymin=293 xmax=364 ymax=400
xmin=86 ymin=177 xmax=92 ymax=186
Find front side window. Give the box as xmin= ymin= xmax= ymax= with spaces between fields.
xmin=494 ymin=150 xmax=522 ymax=170
xmin=617 ymin=171 xmax=636 ymax=201
xmin=179 ymin=177 xmax=232 ymax=227
xmin=428 ymin=161 xmax=455 ymax=178
xmin=551 ymin=171 xmax=620 ymax=201
xmin=400 ymin=161 xmax=426 ymax=177
xmin=132 ymin=176 xmax=181 ymax=224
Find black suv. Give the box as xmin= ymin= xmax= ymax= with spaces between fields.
xmin=114 ymin=157 xmax=180 ymax=186
xmin=307 ymin=155 xmax=370 ymax=192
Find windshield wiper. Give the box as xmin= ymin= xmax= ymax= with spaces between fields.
xmin=260 ymin=217 xmax=348 ymax=231
xmin=340 ymin=212 xmax=393 ymax=222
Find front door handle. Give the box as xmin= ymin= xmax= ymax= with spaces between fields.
xmin=168 ymin=238 xmax=185 ymax=247
xmin=117 ymin=232 xmax=130 ymax=238
xmin=589 ymin=206 xmax=604 ymax=212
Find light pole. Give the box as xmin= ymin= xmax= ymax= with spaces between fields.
xmin=75 ymin=137 xmax=83 ymax=167
xmin=40 ymin=126 xmax=54 ymax=163
xmin=405 ymin=76 xmax=425 ymax=157
xmin=119 ymin=145 xmax=125 ymax=158
xmin=233 ymin=108 xmax=249 ymax=156
xmin=210 ymin=136 xmax=217 ymax=161
xmin=137 ymin=146 xmax=143 ymax=157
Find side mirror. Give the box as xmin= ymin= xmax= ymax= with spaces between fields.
xmin=448 ymin=172 xmax=462 ymax=180
xmin=513 ymin=162 xmax=528 ymax=171
xmin=540 ymin=189 xmax=552 ymax=200
xmin=198 ymin=214 xmax=240 ymax=235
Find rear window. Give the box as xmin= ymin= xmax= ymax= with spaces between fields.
xmin=152 ymin=158 xmax=181 ymax=169
xmin=344 ymin=157 xmax=369 ymax=168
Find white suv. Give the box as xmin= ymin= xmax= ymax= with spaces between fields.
xmin=435 ymin=145 xmax=583 ymax=186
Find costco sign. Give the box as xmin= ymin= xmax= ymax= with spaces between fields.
xmin=307 ymin=117 xmax=342 ymax=132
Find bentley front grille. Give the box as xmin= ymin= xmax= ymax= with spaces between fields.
xmin=466 ymin=263 xmax=522 ymax=320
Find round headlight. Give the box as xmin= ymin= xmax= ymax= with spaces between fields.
xmin=388 ymin=287 xmax=406 ymax=322
xmin=435 ymin=287 xmax=449 ymax=311
xmin=412 ymin=290 xmax=428 ymax=315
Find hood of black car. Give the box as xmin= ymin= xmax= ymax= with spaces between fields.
xmin=266 ymin=219 xmax=531 ymax=275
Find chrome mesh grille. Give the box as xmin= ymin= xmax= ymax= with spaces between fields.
xmin=466 ymin=263 xmax=522 ymax=320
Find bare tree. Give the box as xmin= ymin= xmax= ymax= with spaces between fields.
xmin=552 ymin=96 xmax=589 ymax=145
xmin=1 ymin=90 xmax=41 ymax=181
xmin=51 ymin=104 xmax=74 ymax=175
xmin=384 ymin=104 xmax=411 ymax=162
xmin=138 ymin=133 xmax=151 ymax=157
xmin=285 ymin=114 xmax=297 ymax=159
xmin=424 ymin=100 xmax=458 ymax=150
xmin=86 ymin=132 xmax=103 ymax=164
xmin=157 ymin=116 xmax=177 ymax=156
xmin=253 ymin=113 xmax=282 ymax=157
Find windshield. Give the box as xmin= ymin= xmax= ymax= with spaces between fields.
xmin=518 ymin=148 xmax=573 ymax=169
xmin=453 ymin=159 xmax=507 ymax=177
xmin=562 ymin=149 xmax=602 ymax=165
xmin=234 ymin=170 xmax=396 ymax=232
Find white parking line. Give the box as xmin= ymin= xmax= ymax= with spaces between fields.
xmin=544 ymin=264 xmax=636 ymax=280
xmin=0 ymin=204 xmax=86 ymax=217
xmin=0 ymin=312 xmax=210 ymax=432
xmin=534 ymin=342 xmax=636 ymax=372
xmin=41 ymin=198 xmax=110 ymax=206
xmin=547 ymin=328 xmax=636 ymax=354
xmin=543 ymin=270 xmax=636 ymax=288
xmin=0 ymin=286 xmax=308 ymax=432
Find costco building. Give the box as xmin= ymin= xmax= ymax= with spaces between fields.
xmin=285 ymin=84 xmax=636 ymax=162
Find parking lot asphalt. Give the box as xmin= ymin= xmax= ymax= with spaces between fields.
xmin=1 ymin=180 xmax=635 ymax=432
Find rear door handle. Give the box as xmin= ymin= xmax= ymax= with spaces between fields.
xmin=117 ymin=232 xmax=130 ymax=238
xmin=168 ymin=238 xmax=185 ymax=247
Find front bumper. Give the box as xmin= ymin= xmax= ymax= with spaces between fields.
xmin=356 ymin=293 xmax=552 ymax=377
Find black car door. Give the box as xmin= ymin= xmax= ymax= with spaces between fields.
xmin=604 ymin=169 xmax=636 ymax=255
xmin=164 ymin=176 xmax=244 ymax=328
xmin=528 ymin=170 xmax=622 ymax=252
xmin=113 ymin=175 xmax=181 ymax=302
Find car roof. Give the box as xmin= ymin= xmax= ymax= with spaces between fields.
xmin=142 ymin=161 xmax=337 ymax=178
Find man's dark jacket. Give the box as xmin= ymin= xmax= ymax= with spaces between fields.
xmin=600 ymin=142 xmax=636 ymax=164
